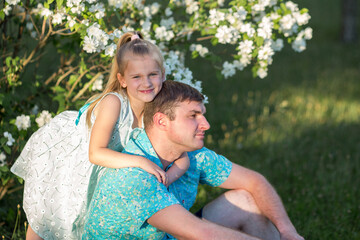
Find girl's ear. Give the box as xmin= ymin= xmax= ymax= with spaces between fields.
xmin=117 ymin=73 xmax=126 ymax=88
xmin=153 ymin=112 xmax=168 ymax=131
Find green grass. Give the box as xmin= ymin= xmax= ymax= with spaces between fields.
xmin=190 ymin=0 xmax=360 ymax=239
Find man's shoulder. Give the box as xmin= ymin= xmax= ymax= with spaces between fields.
xmin=188 ymin=147 xmax=223 ymax=160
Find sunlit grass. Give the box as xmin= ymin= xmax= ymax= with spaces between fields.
xmin=189 ymin=1 xmax=360 ymax=238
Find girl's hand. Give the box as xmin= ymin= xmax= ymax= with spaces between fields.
xmin=137 ymin=156 xmax=168 ymax=185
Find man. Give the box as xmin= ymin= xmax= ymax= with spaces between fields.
xmin=83 ymin=81 xmax=304 ymax=240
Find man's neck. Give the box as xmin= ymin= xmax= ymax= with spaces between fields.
xmin=147 ymin=129 xmax=184 ymax=170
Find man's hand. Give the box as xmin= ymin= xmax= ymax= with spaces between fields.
xmin=280 ymin=230 xmax=305 ymax=240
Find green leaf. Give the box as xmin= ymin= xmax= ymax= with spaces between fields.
xmin=0 ymin=94 xmax=4 ymax=105
xmin=5 ymin=57 xmax=12 ymax=68
xmin=2 ymin=175 xmax=10 ymax=185
xmin=51 ymin=85 xmax=66 ymax=93
xmin=44 ymin=2 xmax=49 ymax=9
xmin=300 ymin=8 xmax=309 ymax=14
xmin=57 ymin=0 xmax=63 ymax=9
xmin=17 ymin=176 xmax=24 ymax=184
xmin=0 ymin=166 xmax=8 ymax=172
xmin=48 ymin=0 xmax=54 ymax=5
xmin=255 ymin=36 xmax=264 ymax=47
xmin=0 ymin=11 xmax=5 ymax=21
xmin=3 ymin=145 xmax=11 ymax=154
xmin=192 ymin=51 xmax=199 ymax=59
xmin=211 ymin=37 xmax=218 ymax=46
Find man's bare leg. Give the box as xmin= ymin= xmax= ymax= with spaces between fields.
xmin=26 ymin=225 xmax=43 ymax=240
xmin=201 ymin=189 xmax=280 ymax=240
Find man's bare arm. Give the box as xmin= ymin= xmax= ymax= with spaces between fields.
xmin=219 ymin=163 xmax=304 ymax=240
xmin=147 ymin=204 xmax=261 ymax=240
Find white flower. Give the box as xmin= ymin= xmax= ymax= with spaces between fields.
xmin=108 ymin=0 xmax=123 ymax=9
xmin=165 ymin=7 xmax=173 ymax=16
xmin=5 ymin=0 xmax=20 ymax=5
xmin=70 ymin=3 xmax=85 ymax=14
xmin=209 ymin=9 xmax=225 ymax=26
xmin=185 ymin=0 xmax=198 ymax=14
xmin=257 ymin=16 xmax=273 ymax=40
xmin=240 ymin=23 xmax=255 ymax=37
xmin=81 ymin=19 xmax=89 ymax=26
xmin=35 ymin=110 xmax=52 ymax=127
xmin=216 ymin=0 xmax=224 ymax=6
xmin=89 ymin=3 xmax=105 ymax=19
xmin=257 ymin=68 xmax=268 ymax=79
xmin=280 ymin=14 xmax=296 ymax=31
xmin=292 ymin=38 xmax=306 ymax=52
xmin=190 ymin=44 xmax=209 ymax=57
xmin=4 ymin=132 xmax=15 ymax=146
xmin=239 ymin=54 xmax=252 ymax=66
xmin=151 ymin=2 xmax=160 ymax=15
xmin=92 ymin=74 xmax=104 ymax=91
xmin=233 ymin=60 xmax=245 ymax=71
xmin=285 ymin=1 xmax=299 ymax=12
xmin=303 ymin=27 xmax=313 ymax=40
xmin=160 ymin=17 xmax=176 ymax=29
xmin=215 ymin=25 xmax=239 ymax=44
xmin=31 ymin=105 xmax=39 ymax=115
xmin=234 ymin=6 xmax=247 ymax=21
xmin=83 ymin=36 xmax=97 ymax=53
xmin=4 ymin=5 xmax=12 ymax=15
xmin=293 ymin=12 xmax=311 ymax=26
xmin=238 ymin=40 xmax=254 ymax=55
xmin=40 ymin=7 xmax=52 ymax=18
xmin=257 ymin=43 xmax=274 ymax=61
xmin=140 ymin=19 xmax=152 ymax=33
xmin=26 ymin=22 xmax=34 ymax=31
xmin=271 ymin=39 xmax=284 ymax=51
xmin=66 ymin=0 xmax=82 ymax=8
xmin=31 ymin=31 xmax=37 ymax=38
xmin=0 ymin=152 xmax=6 ymax=166
xmin=221 ymin=61 xmax=236 ymax=78
xmin=105 ymin=43 xmax=116 ymax=57
xmin=52 ymin=12 xmax=65 ymax=25
xmin=155 ymin=26 xmax=175 ymax=41
xmin=67 ymin=16 xmax=76 ymax=28
xmin=15 ymin=114 xmax=31 ymax=130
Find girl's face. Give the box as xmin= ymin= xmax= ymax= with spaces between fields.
xmin=117 ymin=54 xmax=164 ymax=106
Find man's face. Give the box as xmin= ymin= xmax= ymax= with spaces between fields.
xmin=166 ymin=100 xmax=210 ymax=152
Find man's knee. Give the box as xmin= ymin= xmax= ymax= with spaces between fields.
xmin=201 ymin=190 xmax=280 ymax=240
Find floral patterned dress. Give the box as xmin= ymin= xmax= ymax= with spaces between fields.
xmin=11 ymin=92 xmax=135 ymax=239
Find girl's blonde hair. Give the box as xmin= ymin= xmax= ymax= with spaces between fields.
xmin=85 ymin=31 xmax=165 ymax=127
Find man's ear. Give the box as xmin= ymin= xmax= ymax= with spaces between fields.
xmin=153 ymin=112 xmax=169 ymax=131
xmin=117 ymin=73 xmax=126 ymax=88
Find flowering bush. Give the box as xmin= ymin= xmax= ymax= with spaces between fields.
xmin=0 ymin=0 xmax=312 ymax=200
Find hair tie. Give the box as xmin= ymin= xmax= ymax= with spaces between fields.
xmin=131 ymin=34 xmax=140 ymax=41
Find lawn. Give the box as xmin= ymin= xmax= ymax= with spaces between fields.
xmin=191 ymin=0 xmax=360 ymax=239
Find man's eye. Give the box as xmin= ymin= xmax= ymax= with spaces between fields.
xmin=150 ymin=73 xmax=158 ymax=76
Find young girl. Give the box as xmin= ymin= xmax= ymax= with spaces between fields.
xmin=11 ymin=31 xmax=190 ymax=240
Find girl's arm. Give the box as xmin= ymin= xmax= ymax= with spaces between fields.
xmin=165 ymin=152 xmax=190 ymax=187
xmin=88 ymin=94 xmax=167 ymax=183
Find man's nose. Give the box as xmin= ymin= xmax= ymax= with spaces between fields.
xmin=200 ymin=116 xmax=210 ymax=130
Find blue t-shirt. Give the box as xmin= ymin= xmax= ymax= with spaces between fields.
xmin=82 ymin=129 xmax=232 ymax=239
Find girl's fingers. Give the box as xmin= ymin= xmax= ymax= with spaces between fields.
xmin=153 ymin=170 xmax=162 ymax=183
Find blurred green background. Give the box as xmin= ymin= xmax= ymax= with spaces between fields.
xmin=191 ymin=0 xmax=360 ymax=239
xmin=1 ymin=0 xmax=360 ymax=239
